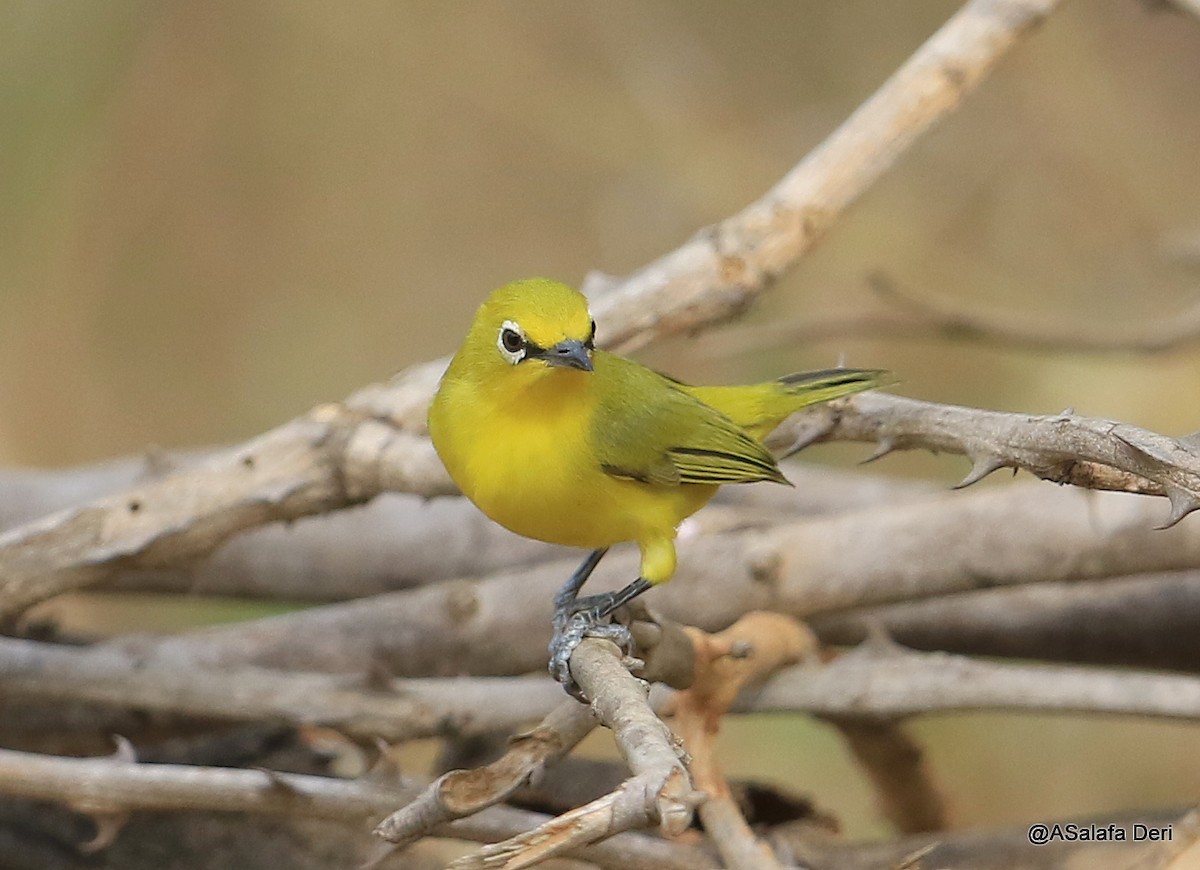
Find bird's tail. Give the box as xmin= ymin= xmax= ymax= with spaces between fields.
xmin=687 ymin=367 xmax=890 ymax=441
xmin=776 ymin=367 xmax=891 ymax=406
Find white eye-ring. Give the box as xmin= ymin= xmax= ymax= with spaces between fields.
xmin=497 ymin=320 xmax=527 ymax=364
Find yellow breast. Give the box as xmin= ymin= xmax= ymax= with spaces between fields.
xmin=429 ymin=365 xmax=711 ymax=555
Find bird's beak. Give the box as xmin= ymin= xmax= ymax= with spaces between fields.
xmin=535 ymin=339 xmax=593 ymax=372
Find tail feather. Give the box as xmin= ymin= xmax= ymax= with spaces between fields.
xmin=686 ymin=367 xmax=891 ymax=441
xmin=776 ymin=367 xmax=892 ymax=408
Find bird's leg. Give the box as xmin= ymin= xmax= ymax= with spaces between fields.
xmin=549 ymin=570 xmax=653 ymax=698
xmin=552 ymin=547 xmax=608 ymax=635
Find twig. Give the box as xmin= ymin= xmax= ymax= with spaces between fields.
xmin=667 ymin=613 xmax=817 ymax=870
xmin=743 ymin=639 xmax=1200 ymax=721
xmin=777 ymin=391 xmax=1200 ymax=526
xmin=452 ymin=639 xmax=700 ymax=870
xmin=372 ymin=700 xmax=597 ymax=853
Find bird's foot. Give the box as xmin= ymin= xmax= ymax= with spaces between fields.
xmin=549 ymin=592 xmax=637 ymax=700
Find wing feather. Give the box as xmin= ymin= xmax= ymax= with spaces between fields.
xmin=591 ymin=354 xmax=787 ymax=487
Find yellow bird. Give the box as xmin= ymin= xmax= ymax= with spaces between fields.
xmin=429 ymin=278 xmax=887 ymax=691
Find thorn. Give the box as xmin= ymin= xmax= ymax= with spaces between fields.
xmin=79 ymin=811 xmax=128 ymax=854
xmin=1059 ymin=407 xmax=1075 ymax=417
xmin=860 ymin=437 xmax=897 ymax=464
xmin=110 ymin=735 xmax=137 ymax=763
xmin=778 ymin=420 xmax=833 ymax=458
xmin=953 ymin=454 xmax=1007 ymax=489
xmin=1156 ymin=486 xmax=1200 ymax=530
xmin=835 ymin=350 xmax=847 ymax=368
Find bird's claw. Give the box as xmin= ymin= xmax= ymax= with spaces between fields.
xmin=548 ymin=607 xmax=635 ymax=701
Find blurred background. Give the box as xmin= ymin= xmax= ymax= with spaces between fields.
xmin=3 ymin=0 xmax=1200 ymax=844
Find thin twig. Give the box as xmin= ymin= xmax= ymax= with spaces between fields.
xmin=452 ymin=639 xmax=700 ymax=870
xmin=372 ymin=700 xmax=596 ymax=852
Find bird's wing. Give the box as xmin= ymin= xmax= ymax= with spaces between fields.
xmin=592 ymin=357 xmax=787 ymax=487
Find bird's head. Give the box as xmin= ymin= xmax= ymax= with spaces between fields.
xmin=462 ymin=279 xmax=596 ymax=381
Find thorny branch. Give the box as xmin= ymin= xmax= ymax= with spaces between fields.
xmin=778 ymin=391 xmax=1200 ymax=526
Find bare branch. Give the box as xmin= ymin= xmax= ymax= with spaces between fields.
xmin=0 ymin=410 xmax=452 ymax=620
xmin=0 ymin=636 xmax=563 ymax=743
xmin=744 ymin=640 xmax=1200 ymax=721
xmin=0 ymin=743 xmax=714 ymax=870
xmin=111 ymin=483 xmax=1200 ymax=678
xmin=812 ymin=570 xmax=1200 ymax=673
xmin=0 ymin=461 xmax=931 ymax=603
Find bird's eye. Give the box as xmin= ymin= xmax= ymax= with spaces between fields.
xmin=497 ymin=324 xmax=527 ymax=362
xmin=585 ymin=319 xmax=596 ymax=350
xmin=501 ymin=328 xmax=524 ymax=353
